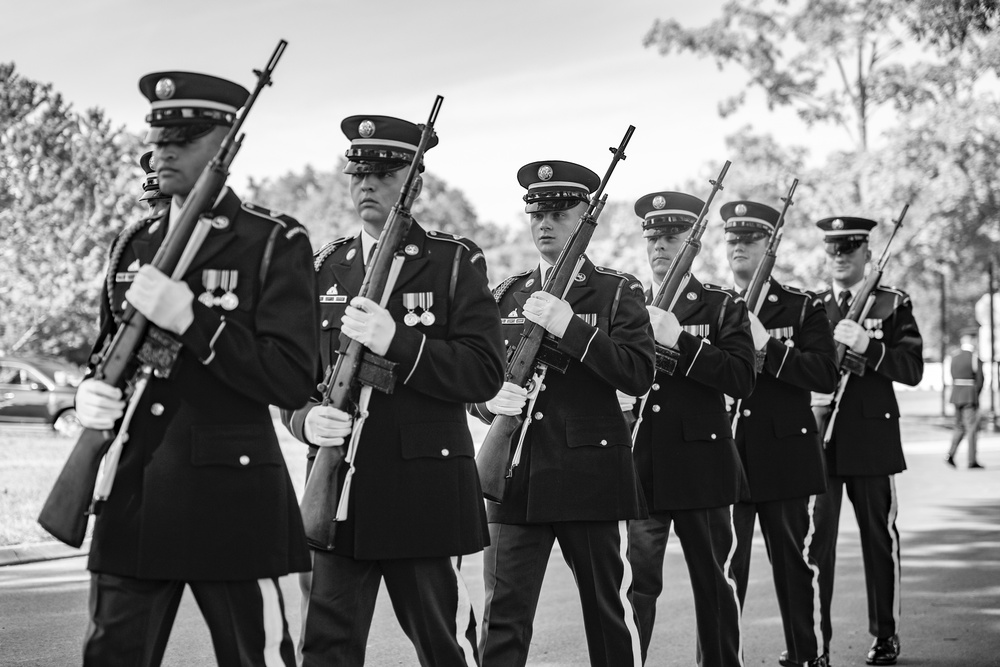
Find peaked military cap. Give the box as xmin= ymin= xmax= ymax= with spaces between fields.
xmin=635 ymin=191 xmax=704 ymax=237
xmin=341 ymin=115 xmax=438 ymax=175
xmin=138 ymin=151 xmax=169 ymax=203
xmin=721 ymin=200 xmax=779 ymax=238
xmin=816 ymin=216 xmax=876 ymax=254
xmin=517 ymin=160 xmax=599 ymax=213
xmin=139 ymin=71 xmax=249 ymax=144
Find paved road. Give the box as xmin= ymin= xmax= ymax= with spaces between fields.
xmin=1 ymin=420 xmax=998 ymax=665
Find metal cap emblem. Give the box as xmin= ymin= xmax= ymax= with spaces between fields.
xmin=154 ymin=77 xmax=176 ymax=100
xmin=735 ymin=203 xmax=747 ymax=216
xmin=832 ymin=218 xmax=844 ymax=229
xmin=537 ymin=165 xmax=553 ymax=181
xmin=358 ymin=120 xmax=376 ymax=138
xmin=652 ymin=195 xmax=666 ymax=209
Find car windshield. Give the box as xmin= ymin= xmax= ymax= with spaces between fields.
xmin=18 ymin=358 xmax=84 ymax=387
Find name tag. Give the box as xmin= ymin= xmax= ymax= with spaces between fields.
xmin=501 ymin=318 xmax=526 ymax=325
xmin=115 ymin=272 xmax=136 ymax=283
xmin=320 ymin=295 xmax=348 ymax=304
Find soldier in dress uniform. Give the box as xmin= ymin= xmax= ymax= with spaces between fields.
xmin=282 ymin=115 xmax=505 ymax=667
xmin=626 ymin=191 xmax=757 ymax=666
xmin=810 ymin=216 xmax=923 ymax=666
xmin=947 ymin=326 xmax=985 ymax=468
xmin=138 ymin=150 xmax=170 ymax=213
xmin=470 ymin=160 xmax=654 ymax=667
xmin=73 ymin=71 xmax=318 ymax=667
xmin=722 ymin=200 xmax=838 ymax=667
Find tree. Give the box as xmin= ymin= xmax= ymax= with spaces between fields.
xmin=0 ymin=63 xmax=144 ymax=363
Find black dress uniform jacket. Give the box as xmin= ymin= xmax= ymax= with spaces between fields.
xmin=819 ymin=285 xmax=924 ymax=476
xmin=285 ymin=222 xmax=505 ymax=560
xmin=89 ymin=189 xmax=317 ymax=581
xmin=471 ymin=258 xmax=655 ymax=524
xmin=736 ymin=284 xmax=838 ymax=502
xmin=633 ymin=277 xmax=755 ymax=511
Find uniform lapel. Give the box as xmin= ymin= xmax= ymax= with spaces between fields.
xmin=183 ymin=189 xmax=241 ymax=276
xmin=130 ymin=212 xmax=169 ymax=266
xmin=512 ymin=265 xmax=544 ymax=311
xmin=387 ymin=223 xmax=430 ymax=295
xmin=564 ymin=256 xmax=598 ymax=308
xmin=329 ymin=237 xmax=366 ymax=298
xmin=671 ymin=276 xmax=706 ymax=324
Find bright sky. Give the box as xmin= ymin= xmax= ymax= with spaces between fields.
xmin=5 ymin=0 xmax=848 ymax=227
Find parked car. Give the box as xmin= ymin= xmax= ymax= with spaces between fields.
xmin=0 ymin=356 xmax=84 ymax=436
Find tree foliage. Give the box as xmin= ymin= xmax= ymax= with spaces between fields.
xmin=0 ymin=63 xmax=144 ymax=363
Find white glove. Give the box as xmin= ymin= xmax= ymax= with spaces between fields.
xmin=747 ymin=312 xmax=770 ymax=351
xmin=523 ymin=291 xmax=574 ymax=337
xmin=303 ymin=405 xmax=353 ymax=447
xmin=486 ymin=381 xmax=528 ymax=416
xmin=833 ymin=319 xmax=870 ymax=353
xmin=724 ymin=394 xmax=735 ymax=411
xmin=342 ymin=296 xmax=397 ymax=356
xmin=647 ymin=306 xmax=682 ymax=348
xmin=75 ymin=379 xmax=125 ymax=430
xmin=811 ymin=391 xmax=835 ymax=408
xmin=616 ymin=390 xmax=637 ymax=412
xmin=125 ymin=265 xmax=195 ymax=335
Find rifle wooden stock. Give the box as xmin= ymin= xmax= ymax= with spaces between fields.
xmin=299 ymin=96 xmax=444 ymax=550
xmin=822 ymin=202 xmax=909 ymax=445
xmin=37 ymin=40 xmax=288 ymax=547
xmin=477 ymin=126 xmax=635 ymax=503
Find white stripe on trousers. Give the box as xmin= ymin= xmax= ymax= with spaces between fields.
xmin=257 ymin=578 xmax=285 ymax=667
xmin=616 ymin=520 xmax=643 ymax=667
xmin=888 ymin=476 xmax=901 ymax=631
xmin=722 ymin=506 xmax=746 ymax=667
xmin=451 ymin=556 xmax=477 ymax=666
xmin=802 ymin=494 xmax=824 ymax=658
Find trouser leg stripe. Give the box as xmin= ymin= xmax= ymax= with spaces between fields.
xmin=802 ymin=494 xmax=824 ymax=659
xmin=451 ymin=556 xmax=477 ymax=667
xmin=617 ymin=520 xmax=643 ymax=667
xmin=722 ymin=506 xmax=746 ymax=667
xmin=257 ymin=578 xmax=285 ymax=667
xmin=888 ymin=476 xmax=901 ymax=632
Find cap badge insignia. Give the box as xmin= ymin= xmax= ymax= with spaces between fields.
xmin=346 ymin=248 xmax=357 ymax=261
xmin=652 ymin=195 xmax=666 ymax=210
xmin=537 ymin=165 xmax=553 ymax=181
xmin=686 ymin=291 xmax=697 ymax=301
xmin=525 ymin=278 xmax=535 ymax=288
xmin=211 ymin=215 xmax=229 ymax=230
xmin=575 ymin=272 xmax=585 ymax=282
xmin=832 ymin=219 xmax=844 ymax=229
xmin=735 ymin=204 xmax=747 ymax=216
xmin=154 ymin=78 xmax=176 ymax=100
xmin=404 ymin=244 xmax=418 ymax=256
xmin=358 ymin=120 xmax=376 ymax=138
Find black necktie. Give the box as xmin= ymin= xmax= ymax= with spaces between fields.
xmin=366 ymin=242 xmax=377 ymax=267
xmin=838 ymin=290 xmax=851 ymax=313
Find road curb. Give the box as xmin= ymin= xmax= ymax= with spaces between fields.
xmin=0 ymin=539 xmax=90 ymax=566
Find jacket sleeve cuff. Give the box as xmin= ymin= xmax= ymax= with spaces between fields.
xmin=178 ymin=301 xmax=227 ymax=365
xmin=385 ymin=325 xmax=427 ymax=385
xmin=556 ymin=315 xmax=596 ymax=360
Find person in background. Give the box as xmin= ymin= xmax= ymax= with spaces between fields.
xmin=947 ymin=326 xmax=985 ymax=469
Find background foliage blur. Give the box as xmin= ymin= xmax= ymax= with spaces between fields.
xmin=2 ymin=0 xmax=999 ymax=365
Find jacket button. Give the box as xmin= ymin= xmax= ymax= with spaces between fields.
xmin=600 ymin=439 xmax=608 ymax=446
xmin=742 ymin=409 xmax=751 ymax=417
xmin=441 ymin=448 xmax=450 ymax=456
xmin=540 ymin=383 xmax=546 ymax=391
xmin=239 ymin=455 xmax=250 ymax=465
xmin=651 ymin=383 xmax=660 ymax=391
xmin=534 ymin=412 xmax=543 ymax=420
xmin=801 ymin=427 xmax=808 ymax=434
xmin=651 ymin=405 xmax=661 ymax=413
xmin=150 ymin=403 xmax=164 ymax=416
xmin=885 ymin=412 xmax=891 ymax=419
xmin=322 ymin=319 xmax=329 ymax=327
xmin=121 ymin=300 xmax=128 ymax=310
xmin=710 ymin=433 xmax=717 ymax=440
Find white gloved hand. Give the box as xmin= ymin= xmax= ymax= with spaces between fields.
xmin=747 ymin=312 xmax=770 ymax=351
xmin=647 ymin=307 xmax=682 ymax=348
xmin=833 ymin=319 xmax=870 ymax=353
xmin=342 ymin=296 xmax=397 ymax=356
xmin=125 ymin=265 xmax=195 ymax=335
xmin=303 ymin=405 xmax=353 ymax=447
xmin=486 ymin=381 xmax=528 ymax=416
xmin=811 ymin=391 xmax=835 ymax=408
xmin=75 ymin=379 xmax=125 ymax=430
xmin=523 ymin=291 xmax=574 ymax=337
xmin=616 ymin=390 xmax=637 ymax=412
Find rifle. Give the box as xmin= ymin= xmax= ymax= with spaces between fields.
xmin=630 ymin=161 xmax=731 ymax=440
xmin=37 ymin=40 xmax=289 ymax=548
xmin=300 ymin=95 xmax=444 ymax=550
xmin=818 ymin=203 xmax=909 ymax=447
xmin=476 ymin=126 xmax=636 ymax=503
xmin=731 ymin=178 xmax=798 ymax=434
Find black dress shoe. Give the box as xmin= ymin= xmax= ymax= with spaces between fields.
xmin=945 ymin=456 xmax=956 ymax=467
xmin=866 ymin=634 xmax=900 ymax=665
xmin=970 ymin=461 xmax=985 ymax=469
xmin=780 ymin=650 xmax=830 ymax=666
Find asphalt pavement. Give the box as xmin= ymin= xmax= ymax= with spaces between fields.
xmin=1 ymin=401 xmax=998 ymax=666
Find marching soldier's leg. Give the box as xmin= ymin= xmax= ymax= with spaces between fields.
xmin=845 ymin=475 xmax=901 ymax=640
xmin=480 ymin=522 xmax=555 ymax=667
xmin=730 ymin=501 xmax=758 ymax=608
xmin=811 ymin=475 xmax=844 ymax=655
xmin=555 ymin=520 xmax=642 ymax=667
xmin=671 ymin=506 xmax=743 ymax=667
xmin=947 ymin=409 xmax=964 ymax=462
xmin=758 ymin=497 xmax=824 ymax=664
xmin=965 ymin=406 xmax=981 ymax=466
xmin=628 ymin=511 xmax=673 ymax=663
xmin=190 ymin=578 xmax=296 ymax=667
xmin=381 ymin=556 xmax=479 ymax=667
xmin=83 ymin=574 xmax=184 ymax=667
